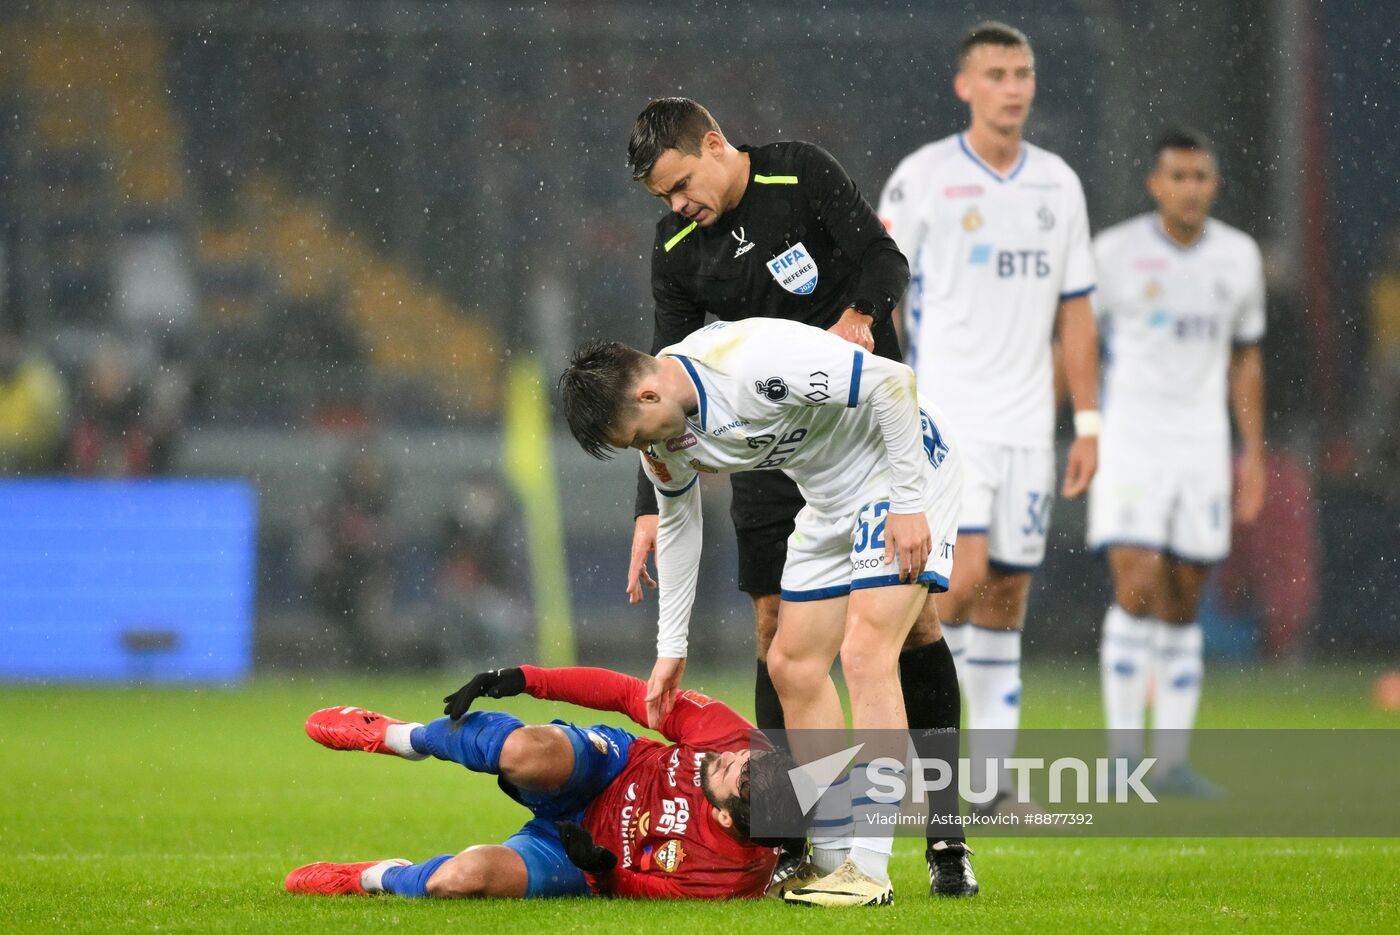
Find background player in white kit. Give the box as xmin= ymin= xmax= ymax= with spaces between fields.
xmin=1090 ymin=128 xmax=1267 ymax=797
xmin=878 ymin=22 xmax=1100 ymax=813
xmin=559 ymin=317 xmax=965 ymax=906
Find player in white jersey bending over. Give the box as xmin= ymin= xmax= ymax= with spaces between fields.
xmin=1090 ymin=128 xmax=1267 ymax=797
xmin=878 ymin=22 xmax=1100 ymax=815
xmin=560 ymin=318 xmax=964 ymax=907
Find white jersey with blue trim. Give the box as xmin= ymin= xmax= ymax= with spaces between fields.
xmin=639 ymin=317 xmax=947 ymax=657
xmin=879 ymin=133 xmax=1095 ymax=447
xmin=1093 ymin=213 xmax=1265 ymax=449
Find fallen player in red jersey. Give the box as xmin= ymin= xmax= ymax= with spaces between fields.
xmin=285 ymin=665 xmax=797 ymax=900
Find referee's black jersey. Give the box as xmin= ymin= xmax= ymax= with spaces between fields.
xmin=635 ymin=140 xmax=911 ymax=524
xmin=648 ymin=141 xmax=907 ymax=355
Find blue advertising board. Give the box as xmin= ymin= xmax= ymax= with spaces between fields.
xmin=0 ymin=480 xmax=257 ymax=682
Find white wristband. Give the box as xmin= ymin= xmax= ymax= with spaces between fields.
xmin=1073 ymin=410 xmax=1102 ymax=438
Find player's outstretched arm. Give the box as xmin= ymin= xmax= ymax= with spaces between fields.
xmin=738 ymin=327 xmax=931 ymax=581
xmin=506 ymin=665 xmax=751 ymax=749
xmin=500 ymin=664 xmax=653 ymax=725
xmin=859 ymin=352 xmax=934 ymax=581
xmin=649 ymin=461 xmax=702 ymax=725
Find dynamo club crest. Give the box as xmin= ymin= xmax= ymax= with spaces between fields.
xmin=767 ymin=242 xmax=818 ymax=295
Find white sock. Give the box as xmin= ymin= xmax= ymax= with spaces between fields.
xmin=964 ymin=626 xmax=1022 ymax=796
xmin=1151 ymin=621 xmax=1204 ymax=770
xmin=810 ymin=773 xmax=852 ymax=875
xmin=384 ymin=723 xmax=428 ymax=760
xmin=942 ymin=622 xmax=969 ymax=689
xmin=848 ymin=836 xmax=895 ymax=882
xmin=1100 ymin=605 xmax=1152 ymax=761
xmin=848 ymin=761 xmax=902 ymax=883
xmin=360 ymin=858 xmax=410 ymax=893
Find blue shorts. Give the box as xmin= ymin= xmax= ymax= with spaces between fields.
xmin=498 ymin=721 xmax=635 ymax=898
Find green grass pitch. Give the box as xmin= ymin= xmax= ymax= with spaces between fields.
xmin=4 ymin=662 xmax=1398 ymax=933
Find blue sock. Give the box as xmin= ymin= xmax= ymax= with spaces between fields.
xmin=410 ymin=713 xmax=524 ymax=774
xmin=381 ymin=855 xmax=453 ymax=898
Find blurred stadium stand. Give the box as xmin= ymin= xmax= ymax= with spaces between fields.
xmin=0 ymin=0 xmax=1394 ymax=677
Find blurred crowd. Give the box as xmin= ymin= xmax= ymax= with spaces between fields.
xmin=0 ymin=318 xmax=184 ymax=477
xmin=291 ymin=447 xmax=532 ymax=670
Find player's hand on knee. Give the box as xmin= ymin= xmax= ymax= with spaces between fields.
xmin=555 ymin=820 xmax=618 ymax=874
xmin=627 ymin=514 xmax=660 ymax=603
xmin=885 ymin=511 xmax=932 ymax=583
xmin=1062 ymin=436 xmax=1098 ymax=498
xmin=645 ymin=656 xmax=687 ymax=729
xmin=443 ymin=667 xmax=527 ymax=720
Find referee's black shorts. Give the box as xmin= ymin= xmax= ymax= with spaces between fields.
xmin=730 ymin=471 xmax=805 ymax=597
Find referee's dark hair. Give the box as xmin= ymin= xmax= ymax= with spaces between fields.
xmin=628 ymin=97 xmax=722 ymax=181
xmin=559 ymin=339 xmax=653 ymax=460
xmin=958 ymin=21 xmax=1032 ymax=66
xmin=1154 ymin=127 xmax=1216 ymax=161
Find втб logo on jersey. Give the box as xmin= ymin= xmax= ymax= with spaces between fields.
xmin=767 ymin=242 xmax=818 ymax=294
xmin=755 ymin=377 xmax=789 ymax=401
xmin=970 ymin=244 xmax=1050 ymax=278
xmin=731 ymin=227 xmax=755 ymax=258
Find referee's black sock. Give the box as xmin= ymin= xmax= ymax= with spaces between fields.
xmin=901 ymin=637 xmax=961 ymax=731
xmin=900 ymin=638 xmax=965 ymax=845
xmin=755 ymin=657 xmax=807 ymax=865
xmin=754 ymin=658 xmax=786 ymax=732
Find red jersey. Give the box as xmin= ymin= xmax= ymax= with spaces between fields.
xmin=520 ymin=666 xmax=779 ymax=899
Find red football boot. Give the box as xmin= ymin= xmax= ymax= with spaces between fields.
xmin=285 ymin=859 xmax=407 ymax=895
xmin=305 ymin=706 xmax=410 ymax=756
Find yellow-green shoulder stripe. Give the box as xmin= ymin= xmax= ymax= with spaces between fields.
xmin=664 ymin=221 xmax=698 ymax=252
xmin=753 ymin=174 xmax=798 ymax=184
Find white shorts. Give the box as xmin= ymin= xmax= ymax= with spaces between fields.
xmin=779 ymin=406 xmax=963 ymax=602
xmin=957 ymin=440 xmax=1056 ymax=571
xmin=1087 ymin=444 xmax=1231 ymax=564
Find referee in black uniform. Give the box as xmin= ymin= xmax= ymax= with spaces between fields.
xmin=623 ymin=98 xmax=976 ymax=896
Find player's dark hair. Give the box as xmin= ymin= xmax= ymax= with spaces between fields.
xmin=558 ymin=339 xmax=653 ymax=460
xmin=627 ymin=97 xmax=722 ymax=181
xmin=703 ymin=749 xmax=803 ymax=845
xmin=1154 ymin=126 xmax=1215 ymax=161
xmin=958 ymin=20 xmax=1032 ymax=66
